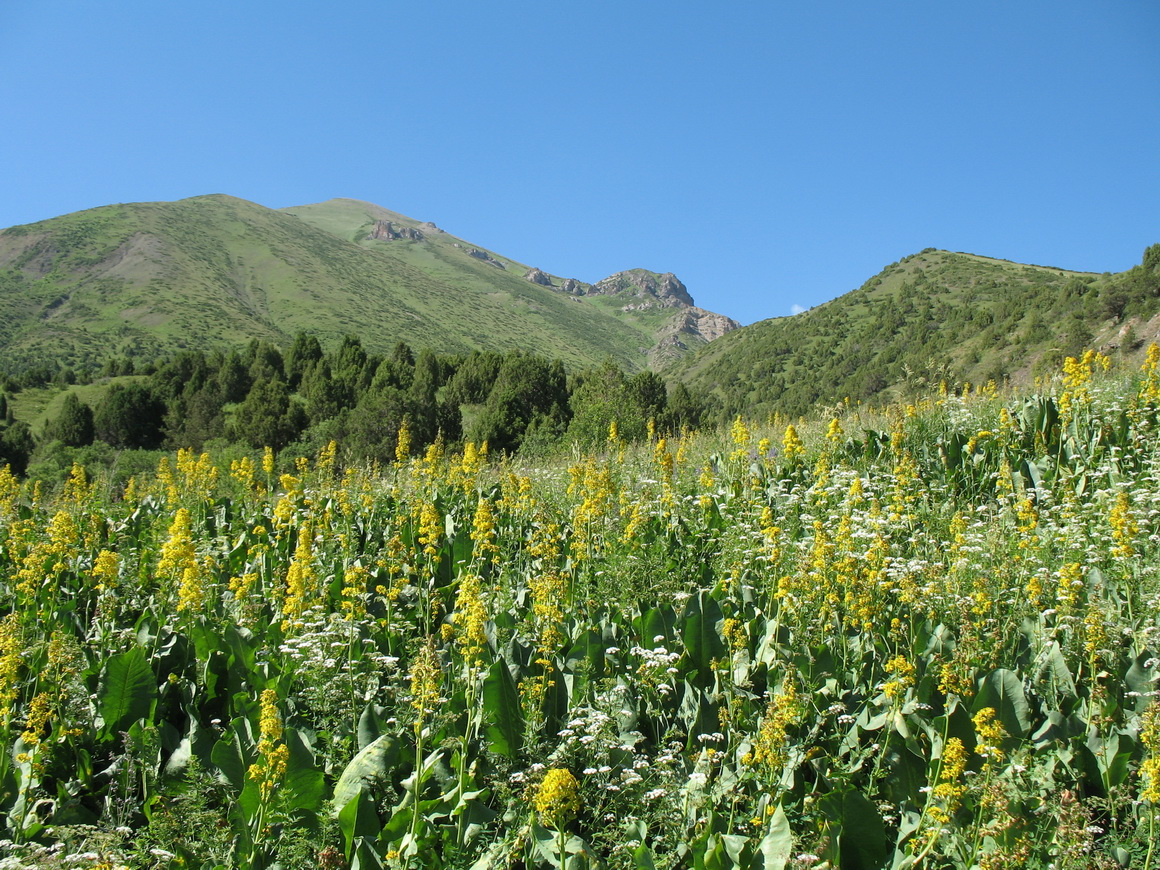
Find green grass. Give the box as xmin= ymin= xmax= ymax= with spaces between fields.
xmin=0 ymin=196 xmax=723 ymax=377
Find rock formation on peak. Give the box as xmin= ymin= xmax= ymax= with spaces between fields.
xmin=591 ymin=270 xmax=695 ymax=309
xmin=367 ymin=220 xmax=424 ymax=241
xmin=559 ymin=278 xmax=584 ymax=295
xmin=524 ymin=268 xmax=553 ymax=286
xmin=467 ymin=249 xmax=506 ymax=269
xmin=649 ymin=307 xmax=741 ymax=367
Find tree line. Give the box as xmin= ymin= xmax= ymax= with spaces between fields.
xmin=0 ymin=335 xmax=710 ymax=476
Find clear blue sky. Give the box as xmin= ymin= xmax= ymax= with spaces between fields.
xmin=2 ymin=2 xmax=1157 ymax=325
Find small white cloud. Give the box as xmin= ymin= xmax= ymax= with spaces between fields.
xmin=790 ymin=303 xmax=806 ymax=315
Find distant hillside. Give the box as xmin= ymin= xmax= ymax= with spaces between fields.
xmin=0 ymin=195 xmax=736 ymax=374
xmin=674 ymin=247 xmax=1160 ymax=418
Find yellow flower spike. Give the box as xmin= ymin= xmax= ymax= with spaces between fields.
xmin=0 ymin=614 xmax=23 ymax=724
xmin=782 ymin=424 xmax=805 ymax=461
xmin=21 ymin=692 xmax=52 ymax=746
xmin=248 ymin=689 xmax=288 ymax=802
xmin=395 ymin=418 xmax=412 ymax=465
xmin=409 ymin=638 xmax=442 ymax=728
xmin=534 ymin=768 xmax=581 ymax=829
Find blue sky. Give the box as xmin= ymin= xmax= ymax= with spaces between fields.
xmin=1 ymin=2 xmax=1157 ymax=325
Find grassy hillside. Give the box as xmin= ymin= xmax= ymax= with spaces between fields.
xmin=284 ymin=199 xmax=733 ymax=366
xmin=0 ymin=196 xmax=726 ymax=375
xmin=675 ymin=247 xmax=1160 ymax=418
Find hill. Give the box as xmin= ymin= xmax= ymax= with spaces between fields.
xmin=674 ymin=246 xmax=1160 ymax=418
xmin=0 ymin=195 xmax=737 ymax=374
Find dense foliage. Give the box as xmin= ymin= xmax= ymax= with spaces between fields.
xmin=677 ymin=246 xmax=1160 ymax=419
xmin=0 ymin=349 xmax=1159 ymax=868
xmin=4 ymin=338 xmax=709 ymax=481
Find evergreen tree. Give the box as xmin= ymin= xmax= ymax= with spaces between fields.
xmin=233 ymin=377 xmax=303 ymax=451
xmin=287 ymin=332 xmax=324 ymax=389
xmin=471 ymin=353 xmax=568 ymax=453
xmin=0 ymin=421 xmax=33 ymax=475
xmin=94 ymin=383 xmax=165 ymax=449
xmin=44 ymin=392 xmax=95 ymax=447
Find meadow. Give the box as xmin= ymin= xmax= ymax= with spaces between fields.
xmin=0 ymin=349 xmax=1158 ymax=869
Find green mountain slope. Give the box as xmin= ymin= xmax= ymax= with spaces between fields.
xmin=674 ymin=247 xmax=1160 ymax=418
xmin=0 ymin=195 xmax=735 ymax=374
xmin=283 ymin=198 xmax=738 ymax=367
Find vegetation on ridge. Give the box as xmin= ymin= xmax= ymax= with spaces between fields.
xmin=676 ymin=245 xmax=1160 ymax=419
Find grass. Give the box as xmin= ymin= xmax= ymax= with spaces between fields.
xmin=1 ymin=195 xmax=720 ymax=377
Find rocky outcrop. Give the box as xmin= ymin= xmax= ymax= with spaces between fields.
xmin=590 ymin=269 xmax=695 ymax=309
xmin=367 ymin=220 xmax=424 ymax=241
xmin=467 ymin=249 xmax=506 ymax=269
xmin=559 ymin=278 xmax=584 ymax=295
xmin=524 ymin=268 xmax=553 ymax=286
xmin=649 ymin=307 xmax=741 ymax=367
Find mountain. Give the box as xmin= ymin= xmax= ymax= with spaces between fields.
xmin=0 ymin=195 xmax=737 ymax=374
xmin=673 ymin=247 xmax=1160 ymax=418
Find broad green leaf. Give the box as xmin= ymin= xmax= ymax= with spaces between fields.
xmin=210 ymin=725 xmax=250 ymax=791
xmin=974 ymin=668 xmax=1030 ymax=737
xmin=681 ymin=591 xmax=727 ymax=684
xmin=98 ymin=647 xmax=157 ymax=737
xmin=838 ymin=790 xmax=887 ymax=870
xmin=332 ymin=733 xmax=401 ymax=813
xmin=483 ymin=658 xmax=524 ymax=757
xmin=754 ymin=803 xmax=792 ymax=870
xmin=338 ymin=790 xmax=382 ymax=858
xmin=284 ymin=727 xmax=324 ymax=811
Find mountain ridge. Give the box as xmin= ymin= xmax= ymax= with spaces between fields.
xmin=0 ymin=195 xmax=737 ymax=374
xmin=672 ymin=245 xmax=1160 ymax=418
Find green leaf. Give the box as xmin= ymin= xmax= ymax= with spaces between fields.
xmin=210 ymin=725 xmax=251 ymax=791
xmin=974 ymin=668 xmax=1031 ymax=737
xmin=338 ymin=790 xmax=382 ymax=859
xmin=681 ymin=590 xmax=727 ymax=685
xmin=332 ymin=733 xmax=401 ymax=813
xmin=838 ymin=790 xmax=887 ymax=870
xmin=98 ymin=646 xmax=157 ymax=737
xmin=482 ymin=658 xmax=524 ymax=757
xmin=754 ymin=803 xmax=792 ymax=870
xmin=284 ymin=727 xmax=325 ymax=811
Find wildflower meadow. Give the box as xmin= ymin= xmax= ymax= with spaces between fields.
xmin=1 ymin=349 xmax=1159 ymax=869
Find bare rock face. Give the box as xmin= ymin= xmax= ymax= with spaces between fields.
xmin=649 ymin=306 xmax=741 ymax=367
xmin=467 ymin=249 xmax=506 ymax=269
xmin=559 ymin=278 xmax=584 ymax=295
xmin=591 ymin=269 xmax=695 ymax=308
xmin=368 ymin=220 xmax=424 ymax=241
xmin=524 ymin=268 xmax=553 ymax=286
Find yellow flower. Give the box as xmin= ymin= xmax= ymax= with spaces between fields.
xmin=452 ymin=573 xmax=489 ymax=664
xmin=395 ymin=418 xmax=412 ymax=464
xmin=749 ymin=679 xmax=804 ymax=774
xmin=409 ymin=638 xmax=442 ymax=727
xmin=91 ymin=549 xmax=120 ymax=592
xmin=534 ymin=768 xmax=581 ymax=829
xmin=782 ymin=424 xmax=805 ymax=461
xmin=972 ymin=706 xmax=1006 ymax=765
xmin=248 ymin=689 xmax=288 ymax=802
xmin=0 ymin=614 xmax=22 ymax=723
xmin=21 ymin=692 xmax=52 ymax=746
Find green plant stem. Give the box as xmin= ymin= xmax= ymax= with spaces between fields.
xmin=1144 ymin=804 xmax=1156 ymax=870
